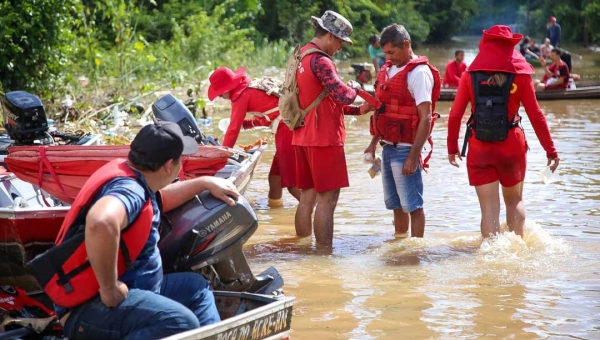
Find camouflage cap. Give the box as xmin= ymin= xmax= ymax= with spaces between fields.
xmin=311 ymin=10 xmax=353 ymax=45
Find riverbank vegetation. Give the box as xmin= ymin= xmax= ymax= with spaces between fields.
xmin=1 ymin=0 xmax=599 ymax=116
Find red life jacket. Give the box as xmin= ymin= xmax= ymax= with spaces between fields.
xmin=28 ymin=159 xmax=154 ymax=308
xmin=371 ymin=57 xmax=441 ymax=168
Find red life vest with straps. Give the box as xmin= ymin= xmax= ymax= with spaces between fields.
xmin=371 ymin=57 xmax=441 ymax=168
xmin=28 ymin=159 xmax=154 ymax=308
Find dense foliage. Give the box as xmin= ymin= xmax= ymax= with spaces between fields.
xmin=0 ymin=0 xmax=78 ymax=94
xmin=464 ymin=0 xmax=600 ymax=46
xmin=1 ymin=0 xmax=599 ymax=97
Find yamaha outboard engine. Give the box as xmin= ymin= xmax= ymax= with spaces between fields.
xmin=1 ymin=91 xmax=49 ymax=144
xmin=152 ymin=94 xmax=220 ymax=146
xmin=159 ymin=191 xmax=283 ymax=295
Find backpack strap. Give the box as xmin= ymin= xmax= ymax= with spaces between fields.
xmin=299 ymin=47 xmax=330 ymax=60
xmin=460 ymin=72 xmax=482 ymax=157
xmin=294 ymin=48 xmax=331 ymax=126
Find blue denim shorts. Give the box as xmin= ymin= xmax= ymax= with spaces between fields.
xmin=381 ymin=144 xmax=424 ymax=212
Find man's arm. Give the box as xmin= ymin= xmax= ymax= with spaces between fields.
xmin=222 ymin=96 xmax=250 ymax=148
xmin=403 ymin=65 xmax=434 ymax=175
xmin=242 ymin=116 xmax=271 ymax=129
xmin=540 ymin=59 xmax=553 ymax=77
xmin=85 ymin=196 xmax=129 ymax=307
xmin=403 ymin=102 xmax=432 ymax=175
xmin=343 ymin=101 xmax=374 ymax=116
xmin=525 ymin=48 xmax=540 ymax=59
xmin=364 ymin=134 xmax=380 ymax=157
xmin=312 ymin=54 xmax=358 ymax=105
xmin=373 ymin=58 xmax=380 ymax=73
xmin=160 ymin=176 xmax=240 ymax=213
xmin=369 ymin=46 xmax=380 ymax=73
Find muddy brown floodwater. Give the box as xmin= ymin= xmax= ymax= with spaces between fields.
xmin=206 ymin=37 xmax=600 ymax=339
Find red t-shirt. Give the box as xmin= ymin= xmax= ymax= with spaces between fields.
xmin=292 ymin=43 xmax=359 ymax=147
xmin=543 ymin=61 xmax=570 ymax=90
xmin=442 ymin=60 xmax=467 ymax=88
xmin=447 ymin=72 xmax=558 ymax=159
xmin=222 ymin=87 xmax=279 ymax=148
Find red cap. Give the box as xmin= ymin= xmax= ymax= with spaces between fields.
xmin=481 ymin=25 xmax=523 ymax=46
xmin=207 ymin=67 xmax=247 ymax=101
xmin=549 ymin=16 xmax=557 ymax=22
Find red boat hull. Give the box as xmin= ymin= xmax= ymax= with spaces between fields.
xmin=5 ymin=145 xmax=233 ymax=204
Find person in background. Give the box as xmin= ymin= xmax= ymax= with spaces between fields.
xmin=560 ymin=49 xmax=573 ymax=72
xmin=364 ymin=24 xmax=441 ymax=238
xmin=208 ymin=66 xmax=300 ymax=206
xmin=519 ymin=36 xmax=540 ymax=60
xmin=528 ymin=39 xmax=541 ymax=57
xmin=442 ymin=50 xmax=467 ymax=88
xmin=447 ymin=25 xmax=559 ymax=239
xmin=540 ymin=38 xmax=554 ymax=59
xmin=547 ymin=16 xmax=561 ymax=47
xmin=369 ymin=34 xmax=386 ymax=73
xmin=535 ymin=48 xmax=570 ymax=90
xmin=293 ymin=10 xmax=373 ymax=246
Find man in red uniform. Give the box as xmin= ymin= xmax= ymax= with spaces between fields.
xmin=447 ymin=25 xmax=560 ymax=239
xmin=536 ymin=48 xmax=570 ymax=90
xmin=442 ymin=50 xmax=467 ymax=88
xmin=293 ymin=10 xmax=373 ymax=246
xmin=364 ymin=24 xmax=441 ymax=238
xmin=208 ymin=67 xmax=300 ymax=206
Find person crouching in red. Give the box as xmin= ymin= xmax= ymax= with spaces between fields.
xmin=442 ymin=50 xmax=467 ymax=88
xmin=447 ymin=25 xmax=560 ymax=239
xmin=208 ymin=66 xmax=300 ymax=206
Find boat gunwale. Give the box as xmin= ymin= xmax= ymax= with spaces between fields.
xmin=160 ymin=292 xmax=295 ymax=340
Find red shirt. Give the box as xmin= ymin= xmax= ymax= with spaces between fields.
xmin=292 ymin=43 xmax=359 ymax=147
xmin=543 ymin=60 xmax=570 ymax=90
xmin=442 ymin=60 xmax=467 ymax=88
xmin=222 ymin=87 xmax=279 ymax=147
xmin=447 ymin=72 xmax=558 ymax=159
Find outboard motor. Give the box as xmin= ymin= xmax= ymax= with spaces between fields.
xmin=159 ymin=191 xmax=283 ymax=295
xmin=351 ymin=62 xmax=373 ymax=85
xmin=1 ymin=91 xmax=49 ymax=144
xmin=152 ymin=94 xmax=220 ymax=146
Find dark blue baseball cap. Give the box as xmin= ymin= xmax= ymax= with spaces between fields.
xmin=130 ymin=120 xmax=198 ymax=163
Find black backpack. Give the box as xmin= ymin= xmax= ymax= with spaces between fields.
xmin=461 ymin=71 xmax=518 ymax=157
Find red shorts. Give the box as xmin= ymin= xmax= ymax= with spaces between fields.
xmin=466 ymin=129 xmax=528 ymax=187
xmin=294 ymin=145 xmax=349 ymax=192
xmin=269 ymin=123 xmax=296 ymax=188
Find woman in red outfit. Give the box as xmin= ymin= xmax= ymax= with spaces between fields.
xmin=446 ymin=25 xmax=560 ymax=238
xmin=208 ymin=66 xmax=300 ymax=205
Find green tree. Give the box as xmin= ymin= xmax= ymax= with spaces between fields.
xmin=0 ymin=0 xmax=78 ymax=93
xmin=416 ymin=0 xmax=478 ymax=43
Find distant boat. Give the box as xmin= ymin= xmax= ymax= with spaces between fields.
xmin=360 ymin=81 xmax=600 ymax=102
xmin=438 ymin=81 xmax=600 ymax=101
xmin=525 ymin=57 xmax=552 ymax=66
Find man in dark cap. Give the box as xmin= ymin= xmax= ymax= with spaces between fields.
xmin=55 ymin=121 xmax=239 ymax=339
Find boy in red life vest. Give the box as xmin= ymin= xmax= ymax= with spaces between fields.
xmin=442 ymin=50 xmax=467 ymax=88
xmin=364 ymin=24 xmax=441 ymax=238
xmin=535 ymin=47 xmax=570 ymax=90
xmin=56 ymin=122 xmax=239 ymax=339
xmin=447 ymin=25 xmax=560 ymax=239
xmin=208 ymin=66 xmax=300 ymax=206
xmin=294 ymin=10 xmax=374 ymax=246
